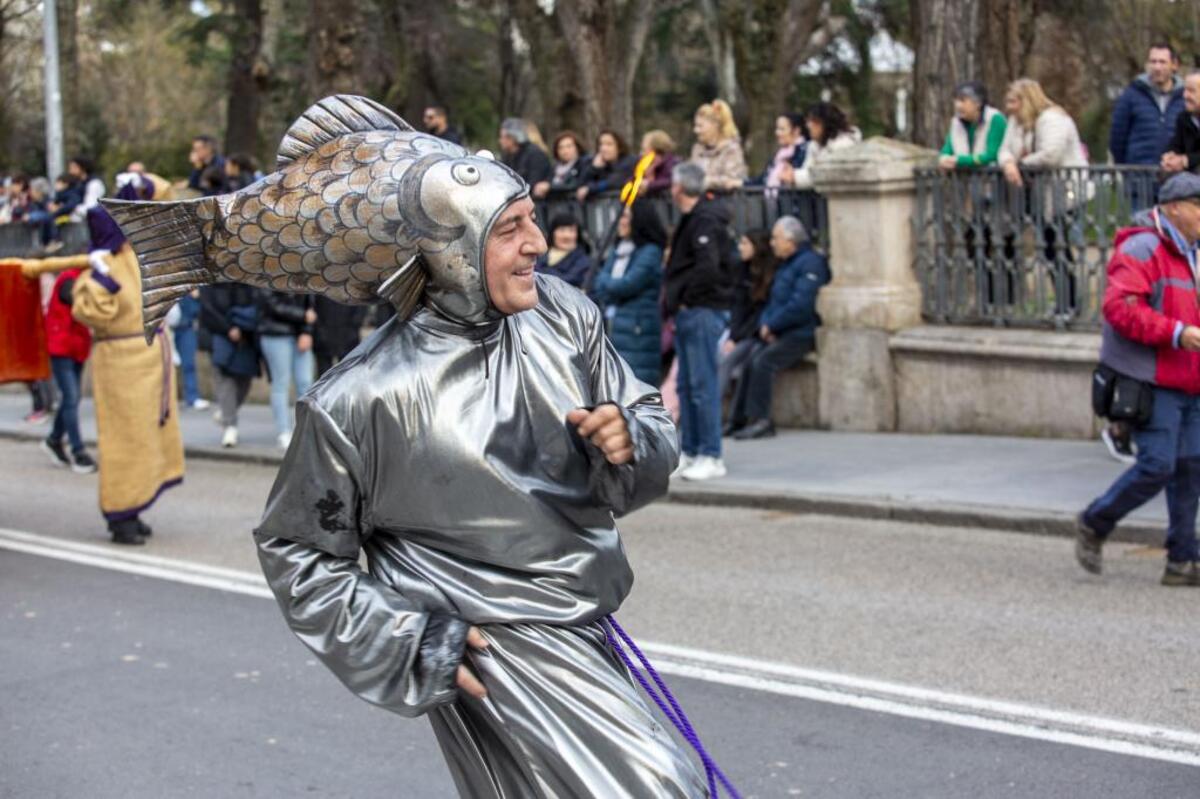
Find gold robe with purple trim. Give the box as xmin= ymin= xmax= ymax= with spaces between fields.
xmin=72 ymin=245 xmax=184 ymax=520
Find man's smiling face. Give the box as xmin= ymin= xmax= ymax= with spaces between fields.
xmin=483 ymin=198 xmax=548 ymax=314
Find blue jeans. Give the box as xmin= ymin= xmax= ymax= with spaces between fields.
xmin=173 ymin=325 xmax=200 ymax=405
xmin=675 ymin=307 xmax=727 ymax=458
xmin=259 ymin=335 xmax=315 ymax=437
xmin=49 ymin=356 xmax=84 ymax=453
xmin=1084 ymin=387 xmax=1200 ymax=563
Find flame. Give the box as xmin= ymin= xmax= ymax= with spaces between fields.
xmin=620 ymin=152 xmax=658 ymax=206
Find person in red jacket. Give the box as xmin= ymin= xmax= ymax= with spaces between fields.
xmin=41 ymin=267 xmax=96 ymax=473
xmin=1078 ymin=172 xmax=1200 ymax=586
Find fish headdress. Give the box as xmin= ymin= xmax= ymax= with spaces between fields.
xmin=102 ymin=95 xmax=529 ymax=342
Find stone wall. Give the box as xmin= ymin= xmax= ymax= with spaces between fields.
xmin=889 ymin=326 xmax=1100 ymax=439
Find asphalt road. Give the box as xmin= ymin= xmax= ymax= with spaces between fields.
xmin=2 ymin=437 xmax=1199 ymax=797
xmin=3 ymin=551 xmax=1197 ymax=799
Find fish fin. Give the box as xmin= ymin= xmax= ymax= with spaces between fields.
xmin=102 ymin=197 xmax=218 ymax=343
xmin=276 ymin=95 xmax=414 ymax=169
xmin=376 ymin=254 xmax=427 ymax=321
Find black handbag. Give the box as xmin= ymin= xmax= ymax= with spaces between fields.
xmin=1092 ymin=363 xmax=1153 ymax=426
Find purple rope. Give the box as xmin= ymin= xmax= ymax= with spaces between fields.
xmin=603 ymin=616 xmax=742 ymax=799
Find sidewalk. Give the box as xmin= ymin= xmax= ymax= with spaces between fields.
xmin=0 ymin=393 xmax=1167 ymax=542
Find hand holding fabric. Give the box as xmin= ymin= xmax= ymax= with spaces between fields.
xmin=456 ymin=627 xmax=490 ymax=699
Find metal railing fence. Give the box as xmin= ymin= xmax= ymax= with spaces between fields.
xmin=914 ymin=165 xmax=1160 ymax=330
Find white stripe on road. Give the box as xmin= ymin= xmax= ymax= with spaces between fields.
xmin=3 ymin=527 xmax=1199 ymax=767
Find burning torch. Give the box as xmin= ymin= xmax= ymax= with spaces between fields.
xmin=582 ymin=150 xmax=657 ymax=293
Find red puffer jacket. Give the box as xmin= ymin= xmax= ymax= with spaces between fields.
xmin=46 ymin=268 xmax=91 ymax=363
xmin=1100 ymin=209 xmax=1200 ymax=395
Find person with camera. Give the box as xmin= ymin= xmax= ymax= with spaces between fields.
xmin=1078 ymin=172 xmax=1200 ymax=586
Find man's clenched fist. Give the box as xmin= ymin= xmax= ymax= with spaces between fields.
xmin=567 ymin=404 xmax=634 ymax=465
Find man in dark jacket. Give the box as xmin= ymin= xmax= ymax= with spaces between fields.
xmin=730 ymin=216 xmax=829 ymax=440
xmin=498 ymin=118 xmax=553 ymax=188
xmin=187 ymin=135 xmax=227 ymax=196
xmin=423 ymin=106 xmax=463 ymax=146
xmin=1110 ymin=43 xmax=1184 ymax=168
xmin=1077 ymin=172 xmax=1200 ymax=587
xmin=665 ymin=162 xmax=735 ymax=481
xmin=1162 ymin=71 xmax=1200 ymax=176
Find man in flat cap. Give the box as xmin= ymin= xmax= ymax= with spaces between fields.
xmin=1078 ymin=172 xmax=1200 ymax=586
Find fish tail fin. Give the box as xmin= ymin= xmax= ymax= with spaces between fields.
xmin=102 ymin=197 xmax=218 ymax=342
xmin=376 ymin=254 xmax=427 ymax=321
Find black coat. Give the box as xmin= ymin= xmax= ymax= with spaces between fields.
xmin=664 ymin=197 xmax=736 ymax=314
xmin=728 ymin=261 xmax=766 ymax=342
xmin=200 ymin=283 xmax=261 ymax=377
xmin=548 ymin=156 xmax=590 ymax=194
xmin=504 ymin=142 xmax=553 ymax=187
xmin=435 ymin=127 xmax=464 ymax=146
xmin=256 ymin=290 xmax=316 ymax=338
xmin=313 ymin=295 xmax=368 ymax=357
xmin=582 ymin=155 xmax=637 ymax=195
xmin=1167 ymin=112 xmax=1200 ymax=172
xmin=200 ymin=283 xmax=259 ymax=336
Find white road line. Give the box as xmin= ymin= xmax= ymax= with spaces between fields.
xmin=3 ymin=527 xmax=1198 ymax=767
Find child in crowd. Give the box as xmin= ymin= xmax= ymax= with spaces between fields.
xmin=40 ymin=265 xmax=96 ymax=473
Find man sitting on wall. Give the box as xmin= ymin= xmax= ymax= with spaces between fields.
xmin=729 ymin=215 xmax=829 ymax=440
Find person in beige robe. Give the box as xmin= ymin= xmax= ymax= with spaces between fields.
xmin=5 ymin=180 xmax=184 ymax=544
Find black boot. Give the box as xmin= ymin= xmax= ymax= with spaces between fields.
xmin=108 ymin=518 xmax=146 ymax=546
xmin=734 ymin=418 xmax=776 ymax=440
xmin=136 ymin=517 xmax=153 ymax=538
xmin=722 ymin=418 xmax=745 ymax=437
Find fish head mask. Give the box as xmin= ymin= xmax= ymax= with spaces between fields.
xmin=399 ymin=141 xmax=531 ymax=324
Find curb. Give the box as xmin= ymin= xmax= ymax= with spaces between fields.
xmin=1 ymin=427 xmax=1164 ymax=544
xmin=663 ymin=486 xmax=1163 ymax=545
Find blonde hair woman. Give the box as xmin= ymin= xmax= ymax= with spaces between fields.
xmin=998 ymin=78 xmax=1087 ymax=188
xmin=998 ymin=78 xmax=1089 ymax=317
xmin=690 ymin=99 xmax=748 ymax=192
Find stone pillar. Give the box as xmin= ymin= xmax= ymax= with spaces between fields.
xmin=811 ymin=138 xmax=935 ymax=431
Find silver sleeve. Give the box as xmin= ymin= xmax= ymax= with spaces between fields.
xmin=582 ymin=304 xmax=680 ymax=516
xmin=254 ymin=398 xmax=469 ymax=717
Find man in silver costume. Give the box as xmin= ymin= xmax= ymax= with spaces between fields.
xmin=106 ymin=95 xmax=708 ymax=797
xmin=256 ymin=199 xmax=714 ymax=797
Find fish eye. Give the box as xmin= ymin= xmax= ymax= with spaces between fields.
xmin=451 ymin=163 xmax=480 ymax=186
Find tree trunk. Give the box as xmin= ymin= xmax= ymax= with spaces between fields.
xmin=308 ymin=0 xmax=364 ymax=98
xmin=226 ymin=0 xmax=267 ymax=157
xmin=507 ymin=0 xmax=584 ymax=138
xmin=910 ymin=0 xmax=981 ymax=148
xmin=717 ymin=0 xmax=830 ymax=168
xmin=555 ymin=0 xmax=655 ymax=145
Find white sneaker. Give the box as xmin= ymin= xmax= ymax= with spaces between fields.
xmin=221 ymin=426 xmax=238 ymax=448
xmin=680 ymin=456 xmax=727 ymax=481
xmin=190 ymin=398 xmax=211 ymax=411
xmin=277 ymin=431 xmax=292 ymax=450
xmin=672 ymin=454 xmax=696 ymax=477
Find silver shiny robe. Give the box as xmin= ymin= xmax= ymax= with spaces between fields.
xmin=254 ymin=275 xmax=707 ymax=797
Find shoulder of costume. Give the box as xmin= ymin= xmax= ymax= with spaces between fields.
xmin=535 ymin=271 xmax=595 ymax=313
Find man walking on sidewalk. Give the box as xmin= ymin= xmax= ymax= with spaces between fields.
xmin=665 ymin=162 xmax=735 ymax=481
xmin=1078 ymin=172 xmax=1200 ymax=586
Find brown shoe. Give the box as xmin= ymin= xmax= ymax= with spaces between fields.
xmin=1161 ymin=561 xmax=1200 ymax=587
xmin=1074 ymin=513 xmax=1103 ymax=575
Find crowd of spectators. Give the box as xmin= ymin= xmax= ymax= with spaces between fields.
xmin=24 ymin=63 xmax=1200 ymax=479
